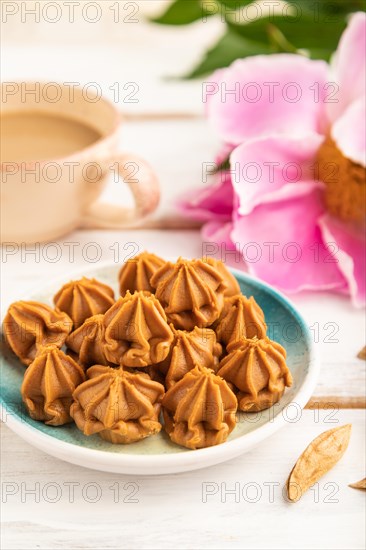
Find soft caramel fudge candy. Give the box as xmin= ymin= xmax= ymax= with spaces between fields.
xmin=71 ymin=365 xmax=165 ymax=444
xmin=215 ymin=294 xmax=267 ymax=349
xmin=150 ymin=258 xmax=226 ymax=330
xmin=54 ymin=277 xmax=115 ymax=329
xmin=118 ymin=251 xmax=165 ymax=296
xmin=21 ymin=345 xmax=85 ymax=426
xmin=66 ymin=314 xmax=109 ymax=368
xmin=103 ymin=291 xmax=173 ymax=367
xmin=217 ymin=337 xmax=293 ymax=412
xmin=3 ymin=300 xmax=72 ymax=366
xmin=158 ymin=325 xmax=222 ymax=389
xmin=205 ymin=258 xmax=240 ymax=297
xmin=162 ymin=365 xmax=237 ymax=449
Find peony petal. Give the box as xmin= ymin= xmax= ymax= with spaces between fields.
xmin=177 ymin=170 xmax=234 ymax=222
xmin=201 ymin=220 xmax=235 ymax=248
xmin=331 ymin=98 xmax=366 ymax=167
xmin=319 ymin=214 xmax=366 ymax=307
xmin=230 ymin=133 xmax=325 ymax=215
xmin=177 ymin=143 xmax=236 ymax=222
xmin=327 ymin=12 xmax=366 ymax=122
xmin=206 ymin=54 xmax=329 ymax=144
xmin=201 ymin=220 xmax=248 ymax=272
xmin=215 ymin=142 xmax=235 ymax=166
xmin=231 ymin=188 xmax=346 ymax=293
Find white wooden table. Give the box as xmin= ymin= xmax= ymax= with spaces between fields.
xmin=1 ymin=6 xmax=366 ymax=547
xmin=1 ymin=230 xmax=365 ymax=550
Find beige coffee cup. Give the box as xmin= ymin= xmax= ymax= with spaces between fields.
xmin=0 ymin=82 xmax=160 ymax=244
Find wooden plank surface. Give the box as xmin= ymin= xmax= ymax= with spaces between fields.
xmin=1 ymin=410 xmax=365 ymax=550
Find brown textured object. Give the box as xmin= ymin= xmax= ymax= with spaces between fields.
xmin=150 ymin=258 xmax=226 ymax=330
xmin=215 ymin=294 xmax=267 ymax=349
xmin=316 ymin=135 xmax=366 ymax=223
xmin=205 ymin=258 xmax=240 ymax=297
xmin=54 ymin=277 xmax=115 ymax=329
xmin=162 ymin=365 xmax=237 ymax=449
xmin=103 ymin=291 xmax=173 ymax=367
xmin=217 ymin=337 xmax=292 ymax=412
xmin=118 ymin=251 xmax=165 ymax=295
xmin=66 ymin=314 xmax=109 ymax=368
xmin=71 ymin=365 xmax=165 ymax=444
xmin=357 ymin=346 xmax=366 ymax=360
xmin=287 ymin=424 xmax=352 ymax=502
xmin=21 ymin=345 xmax=85 ymax=426
xmin=3 ymin=301 xmax=72 ymax=366
xmin=146 ymin=365 xmax=166 ymax=386
xmin=159 ymin=325 xmax=222 ymax=389
xmin=349 ymin=478 xmax=366 ymax=491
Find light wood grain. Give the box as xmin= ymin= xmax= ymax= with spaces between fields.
xmin=306 ymin=397 xmax=366 ymax=409
xmin=1 ymin=410 xmax=365 ymax=550
xmin=124 ymin=112 xmax=203 ymax=121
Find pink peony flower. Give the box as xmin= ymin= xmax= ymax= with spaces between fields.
xmin=179 ymin=12 xmax=366 ymax=307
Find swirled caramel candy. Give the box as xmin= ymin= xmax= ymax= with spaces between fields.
xmin=21 ymin=345 xmax=85 ymax=425
xmin=145 ymin=365 xmax=166 ymax=386
xmin=3 ymin=301 xmax=72 ymax=366
xmin=54 ymin=277 xmax=115 ymax=329
xmin=159 ymin=325 xmax=222 ymax=389
xmin=103 ymin=291 xmax=173 ymax=367
xmin=150 ymin=258 xmax=226 ymax=330
xmin=119 ymin=251 xmax=165 ymax=295
xmin=215 ymin=294 xmax=267 ymax=349
xmin=217 ymin=337 xmax=293 ymax=412
xmin=66 ymin=314 xmax=108 ymax=368
xmin=205 ymin=258 xmax=240 ymax=297
xmin=162 ymin=365 xmax=237 ymax=449
xmin=71 ymin=365 xmax=165 ymax=444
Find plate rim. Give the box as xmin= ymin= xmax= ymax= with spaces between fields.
xmin=0 ymin=261 xmax=319 ymax=474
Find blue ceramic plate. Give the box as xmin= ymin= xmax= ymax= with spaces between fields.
xmin=0 ymin=263 xmax=318 ymax=475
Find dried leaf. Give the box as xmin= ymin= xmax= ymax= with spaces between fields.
xmin=287 ymin=424 xmax=352 ymax=502
xmin=349 ymin=478 xmax=366 ymax=491
xmin=357 ymin=346 xmax=366 ymax=360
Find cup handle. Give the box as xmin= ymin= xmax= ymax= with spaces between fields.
xmin=81 ymin=153 xmax=160 ymax=229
